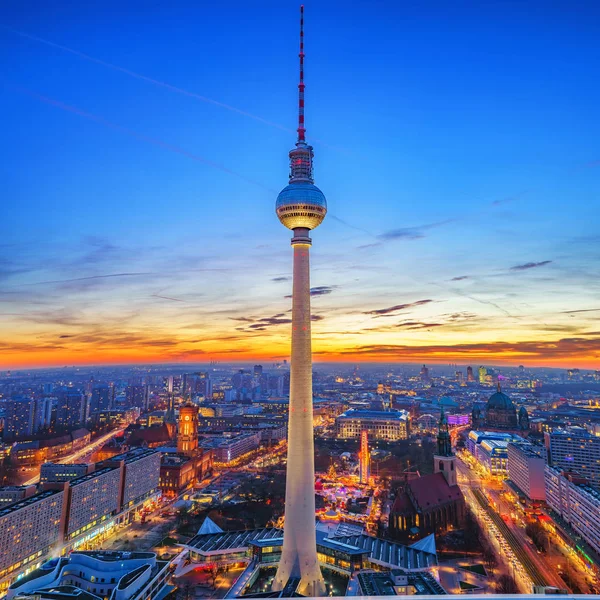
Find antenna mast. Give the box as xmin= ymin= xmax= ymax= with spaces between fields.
xmin=297 ymin=5 xmax=306 ymax=144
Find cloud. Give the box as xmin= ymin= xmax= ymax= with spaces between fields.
xmin=314 ymin=336 xmax=600 ymax=361
xmin=510 ymin=261 xmax=552 ymax=271
xmin=364 ymin=299 xmax=433 ymax=317
xmin=377 ymin=220 xmax=454 ymax=242
xmin=450 ymin=276 xmax=469 ymax=281
xmin=284 ymin=285 xmax=337 ymax=299
xmin=491 ymin=189 xmax=531 ymax=206
xmin=562 ymin=308 xmax=600 ymax=315
xmin=246 ymin=314 xmax=293 ymax=330
xmin=271 ymin=276 xmax=290 ymax=282
xmin=311 ymin=315 xmax=325 ymax=322
xmin=394 ymin=321 xmax=444 ymax=330
xmin=310 ymin=286 xmax=335 ymax=296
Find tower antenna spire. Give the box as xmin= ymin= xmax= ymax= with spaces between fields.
xmin=297 ymin=5 xmax=306 ymax=144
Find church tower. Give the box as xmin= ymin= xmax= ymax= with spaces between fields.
xmin=434 ymin=407 xmax=457 ymax=487
xmin=178 ymin=402 xmax=199 ymax=456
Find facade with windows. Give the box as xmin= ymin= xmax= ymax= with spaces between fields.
xmin=507 ymin=442 xmax=546 ymax=500
xmin=66 ymin=467 xmax=121 ymax=541
xmin=545 ymin=466 xmax=600 ymax=555
xmin=335 ymin=409 xmax=409 ymax=441
xmin=0 ymin=490 xmax=65 ymax=584
xmin=545 ymin=430 xmax=600 ymax=490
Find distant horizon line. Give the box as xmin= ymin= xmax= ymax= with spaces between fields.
xmin=1 ymin=359 xmax=596 ymax=373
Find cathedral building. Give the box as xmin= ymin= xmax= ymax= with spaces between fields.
xmin=389 ymin=409 xmax=465 ymax=541
xmin=484 ymin=383 xmax=518 ymax=429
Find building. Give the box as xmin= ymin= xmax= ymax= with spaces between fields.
xmin=507 ymin=442 xmax=546 ymax=501
xmin=336 ymin=409 xmax=409 ymax=440
xmin=0 ymin=450 xmax=161 ymax=593
xmin=180 ymin=525 xmax=438 ymax=578
xmin=159 ymin=453 xmax=195 ymax=495
xmin=33 ymin=398 xmax=53 ymax=432
xmin=0 ymin=490 xmax=66 ymax=584
xmin=125 ymin=385 xmax=148 ymax=411
xmin=478 ymin=366 xmax=487 ymax=384
xmin=389 ymin=412 xmax=464 ymax=540
xmin=271 ymin=9 xmax=327 ymax=594
xmin=484 ymin=383 xmax=518 ymax=429
xmin=6 ymin=551 xmax=170 ymax=600
xmin=90 ymin=385 xmax=112 ymax=415
xmin=202 ymin=432 xmax=261 ymax=464
xmin=4 ymin=397 xmax=34 ymax=441
xmin=0 ymin=485 xmax=36 ymax=507
xmin=55 ymin=389 xmax=85 ymax=429
xmin=465 ymin=430 xmax=524 ymax=475
xmin=40 ymin=463 xmax=93 ymax=484
xmin=64 ymin=467 xmax=122 ymax=542
xmin=545 ymin=429 xmax=600 ymax=489
xmin=102 ymin=447 xmax=161 ymax=511
xmin=545 ymin=466 xmax=600 ymax=555
xmin=466 ymin=366 xmax=474 ymax=382
xmin=10 ymin=430 xmax=91 ymax=467
xmin=177 ymin=402 xmax=199 ymax=455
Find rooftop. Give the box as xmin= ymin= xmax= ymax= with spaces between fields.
xmin=69 ymin=466 xmax=117 ymax=487
xmin=0 ymin=489 xmax=62 ymax=518
xmin=337 ymin=409 xmax=409 ymax=421
xmin=408 ymin=473 xmax=463 ymax=510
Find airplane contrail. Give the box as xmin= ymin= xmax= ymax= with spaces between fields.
xmin=3 ymin=82 xmax=277 ymax=193
xmin=1 ymin=25 xmax=350 ymax=152
xmin=1 ymin=25 xmax=293 ymax=133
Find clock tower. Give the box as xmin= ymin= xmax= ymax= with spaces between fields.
xmin=177 ymin=402 xmax=199 ymax=456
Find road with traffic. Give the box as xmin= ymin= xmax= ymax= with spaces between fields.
xmin=23 ymin=428 xmax=124 ymax=486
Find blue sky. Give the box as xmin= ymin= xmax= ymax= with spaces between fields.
xmin=1 ymin=0 xmax=600 ymax=368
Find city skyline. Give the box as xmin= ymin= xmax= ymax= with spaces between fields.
xmin=2 ymin=0 xmax=600 ymax=370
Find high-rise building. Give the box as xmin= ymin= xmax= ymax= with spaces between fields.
xmin=545 ymin=429 xmax=600 ymax=490
xmin=125 ymin=384 xmax=148 ymax=411
xmin=55 ymin=389 xmax=85 ymax=428
xmin=90 ymin=384 xmax=112 ymax=414
xmin=507 ymin=442 xmax=546 ymax=501
xmin=478 ymin=366 xmax=487 ymax=384
xmin=272 ymin=7 xmax=327 ymax=595
xmin=4 ymin=397 xmax=34 ymax=441
xmin=466 ymin=366 xmax=474 ymax=382
xmin=419 ymin=364 xmax=429 ymax=382
xmin=32 ymin=397 xmax=53 ymax=432
xmin=178 ymin=403 xmax=199 ymax=456
xmin=194 ymin=372 xmax=213 ymax=399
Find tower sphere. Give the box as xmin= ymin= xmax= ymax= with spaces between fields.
xmin=276 ymin=181 xmax=327 ymax=230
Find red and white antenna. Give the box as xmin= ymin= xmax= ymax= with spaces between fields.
xmin=297 ymin=5 xmax=306 ymax=144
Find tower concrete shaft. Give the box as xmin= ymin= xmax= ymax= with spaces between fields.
xmin=273 ymin=228 xmax=326 ymax=596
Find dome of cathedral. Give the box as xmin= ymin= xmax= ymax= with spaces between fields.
xmin=487 ymin=390 xmax=514 ymax=410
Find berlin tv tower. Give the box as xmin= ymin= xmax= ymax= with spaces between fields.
xmin=271 ymin=5 xmax=327 ymax=597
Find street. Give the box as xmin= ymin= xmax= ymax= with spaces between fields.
xmin=22 ymin=428 xmax=124 ymax=486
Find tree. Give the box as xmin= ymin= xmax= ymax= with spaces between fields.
xmin=482 ymin=547 xmax=497 ymax=574
xmin=497 ymin=574 xmax=518 ymax=594
xmin=525 ymin=521 xmax=548 ymax=553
